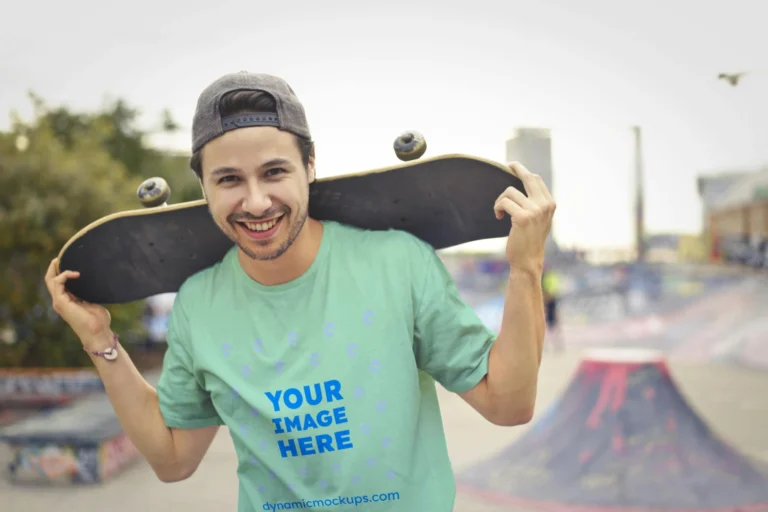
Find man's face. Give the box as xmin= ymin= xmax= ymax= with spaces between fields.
xmin=199 ymin=126 xmax=315 ymax=261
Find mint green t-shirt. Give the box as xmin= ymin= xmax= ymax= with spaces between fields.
xmin=156 ymin=221 xmax=495 ymax=511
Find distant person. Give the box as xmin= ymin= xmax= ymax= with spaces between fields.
xmin=142 ymin=293 xmax=176 ymax=349
xmin=44 ymin=71 xmax=556 ymax=511
xmin=542 ymin=266 xmax=564 ymax=351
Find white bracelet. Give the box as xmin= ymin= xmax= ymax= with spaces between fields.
xmin=84 ymin=333 xmax=119 ymax=361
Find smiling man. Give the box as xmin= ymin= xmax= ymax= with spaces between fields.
xmin=45 ymin=71 xmax=556 ymax=511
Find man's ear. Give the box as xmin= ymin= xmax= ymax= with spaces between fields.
xmin=307 ymin=144 xmax=316 ymax=184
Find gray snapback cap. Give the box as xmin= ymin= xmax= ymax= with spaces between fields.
xmin=191 ymin=71 xmax=311 ymax=153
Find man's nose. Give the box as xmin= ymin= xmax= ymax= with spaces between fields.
xmin=241 ymin=181 xmax=272 ymax=214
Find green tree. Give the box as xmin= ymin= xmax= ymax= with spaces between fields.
xmin=0 ymin=93 xmax=199 ymax=368
xmin=35 ymin=93 xmax=202 ymax=205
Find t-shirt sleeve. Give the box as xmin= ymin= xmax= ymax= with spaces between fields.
xmin=156 ymin=294 xmax=224 ymax=429
xmin=411 ymin=238 xmax=497 ymax=394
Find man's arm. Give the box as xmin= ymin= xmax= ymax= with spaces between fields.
xmin=458 ymin=161 xmax=555 ymax=426
xmin=87 ymin=331 xmax=219 ymax=482
xmin=458 ymin=268 xmax=544 ymax=426
xmin=45 ymin=260 xmax=220 ymax=482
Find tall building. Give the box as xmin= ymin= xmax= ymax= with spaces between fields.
xmin=505 ymin=128 xmax=558 ymax=254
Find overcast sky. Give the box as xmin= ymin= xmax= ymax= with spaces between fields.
xmin=2 ymin=0 xmax=766 ymax=252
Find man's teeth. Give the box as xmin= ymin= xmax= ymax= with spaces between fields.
xmin=244 ymin=216 xmax=281 ymax=232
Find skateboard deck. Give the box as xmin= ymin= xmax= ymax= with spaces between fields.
xmin=57 ymin=154 xmax=525 ymax=304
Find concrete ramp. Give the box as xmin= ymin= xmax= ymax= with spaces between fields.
xmin=0 ymin=391 xmax=140 ymax=485
xmin=456 ymin=348 xmax=768 ymax=511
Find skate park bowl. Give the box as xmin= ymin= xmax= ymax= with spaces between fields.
xmin=456 ymin=347 xmax=768 ymax=512
xmin=0 ymin=391 xmax=141 ymax=484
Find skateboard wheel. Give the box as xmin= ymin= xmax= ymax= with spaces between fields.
xmin=393 ymin=131 xmax=427 ymax=161
xmin=137 ymin=177 xmax=171 ymax=208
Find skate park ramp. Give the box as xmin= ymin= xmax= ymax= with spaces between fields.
xmin=467 ymin=261 xmax=768 ymax=368
xmin=0 ymin=391 xmax=141 ymax=484
xmin=456 ymin=348 xmax=768 ymax=511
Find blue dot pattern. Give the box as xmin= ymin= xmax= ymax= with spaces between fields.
xmin=216 ymin=306 xmax=417 ymax=501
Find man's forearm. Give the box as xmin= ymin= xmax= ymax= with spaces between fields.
xmin=485 ymin=267 xmax=545 ymax=423
xmin=86 ymin=333 xmax=183 ymax=479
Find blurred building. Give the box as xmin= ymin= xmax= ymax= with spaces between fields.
xmin=506 ymin=128 xmax=558 ymax=255
xmin=640 ymin=234 xmax=708 ymax=263
xmin=698 ymin=166 xmax=768 ymax=267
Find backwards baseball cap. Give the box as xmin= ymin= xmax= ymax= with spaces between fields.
xmin=191 ymin=71 xmax=311 ymax=153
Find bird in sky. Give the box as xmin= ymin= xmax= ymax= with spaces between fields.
xmin=717 ymin=72 xmax=747 ymax=86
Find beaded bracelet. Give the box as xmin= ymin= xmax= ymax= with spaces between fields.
xmin=84 ymin=333 xmax=119 ymax=361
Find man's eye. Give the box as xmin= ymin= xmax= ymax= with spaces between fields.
xmin=266 ymin=168 xmax=286 ymax=177
xmin=218 ymin=175 xmax=239 ymax=184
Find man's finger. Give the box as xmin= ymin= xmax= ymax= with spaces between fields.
xmin=44 ymin=259 xmax=58 ymax=295
xmin=534 ymin=174 xmax=554 ymax=204
xmin=496 ymin=185 xmax=538 ymax=212
xmin=52 ymin=269 xmax=80 ymax=299
xmin=508 ymin=161 xmax=543 ymax=199
xmin=494 ymin=197 xmax=528 ymax=221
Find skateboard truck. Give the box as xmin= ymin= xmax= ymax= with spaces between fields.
xmin=393 ymin=131 xmax=427 ymax=161
xmin=136 ymin=177 xmax=171 ymax=208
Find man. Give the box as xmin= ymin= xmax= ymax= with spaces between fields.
xmin=45 ymin=71 xmax=555 ymax=511
xmin=542 ymin=266 xmax=564 ymax=351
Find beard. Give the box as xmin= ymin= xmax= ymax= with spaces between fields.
xmin=214 ymin=202 xmax=309 ymax=262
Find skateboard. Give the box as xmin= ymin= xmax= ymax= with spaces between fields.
xmin=57 ymin=136 xmax=525 ymax=304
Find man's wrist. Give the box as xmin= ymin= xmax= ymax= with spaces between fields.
xmin=508 ymin=264 xmax=542 ymax=282
xmin=83 ymin=331 xmax=118 ymax=354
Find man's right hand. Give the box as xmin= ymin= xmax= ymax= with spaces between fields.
xmin=45 ymin=258 xmax=113 ymax=351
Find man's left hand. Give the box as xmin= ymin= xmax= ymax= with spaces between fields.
xmin=493 ymin=161 xmax=556 ymax=274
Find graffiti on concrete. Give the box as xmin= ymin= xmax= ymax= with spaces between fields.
xmin=0 ymin=369 xmax=104 ymax=402
xmin=100 ymin=432 xmax=140 ymax=481
xmin=0 ymin=390 xmax=142 ymax=484
xmin=7 ymin=432 xmax=140 ymax=484
xmin=9 ymin=443 xmax=101 ymax=483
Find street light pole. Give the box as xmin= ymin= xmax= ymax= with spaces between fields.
xmin=633 ymin=125 xmax=646 ymax=262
